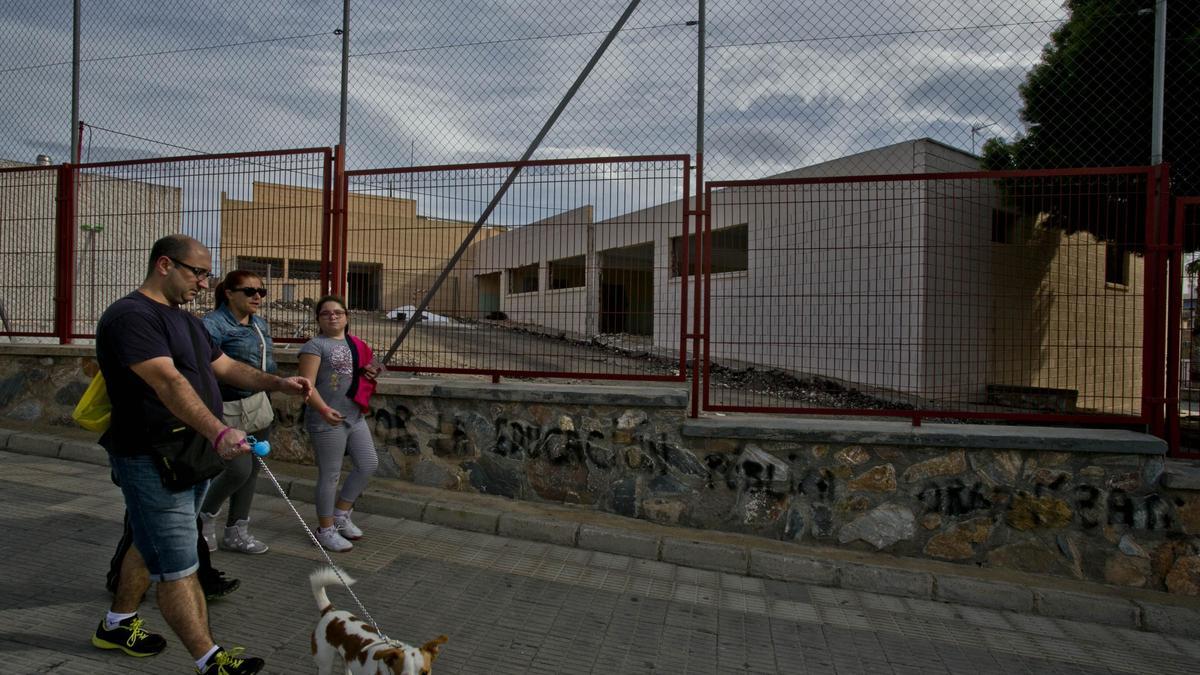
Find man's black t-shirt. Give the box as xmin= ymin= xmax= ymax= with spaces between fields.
xmin=96 ymin=291 xmax=224 ymax=456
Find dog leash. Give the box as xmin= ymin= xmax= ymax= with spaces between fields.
xmin=254 ymin=455 xmax=390 ymax=641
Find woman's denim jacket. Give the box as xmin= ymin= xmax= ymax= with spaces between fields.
xmin=203 ymin=305 xmax=276 ymax=401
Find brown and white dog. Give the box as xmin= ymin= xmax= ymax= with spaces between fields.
xmin=310 ymin=567 xmax=448 ymax=675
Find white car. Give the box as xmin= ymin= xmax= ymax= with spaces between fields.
xmin=385 ymin=305 xmax=451 ymax=323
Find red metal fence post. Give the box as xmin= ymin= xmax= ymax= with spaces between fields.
xmin=334 ymin=144 xmax=348 ymax=297
xmin=1147 ymin=164 xmax=1172 ymax=439
xmin=1142 ymin=168 xmax=1159 ymax=436
xmin=701 ymin=176 xmax=712 ymax=414
xmin=328 ymin=145 xmax=342 ymax=298
xmin=1169 ymin=195 xmax=1200 ymax=458
xmin=53 ymin=164 xmax=76 ymax=344
xmin=321 ymin=148 xmax=334 ymax=297
xmin=1167 ymin=195 xmax=1187 ymax=454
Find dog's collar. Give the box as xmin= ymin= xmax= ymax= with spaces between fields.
xmin=366 ymin=637 xmax=411 ymax=651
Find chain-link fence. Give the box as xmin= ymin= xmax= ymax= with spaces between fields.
xmin=344 ymin=156 xmax=691 ymax=379
xmin=3 ymin=1 xmax=1199 ymax=446
xmin=2 ymin=1 xmax=1193 ymax=187
xmin=702 ymin=163 xmax=1157 ymax=423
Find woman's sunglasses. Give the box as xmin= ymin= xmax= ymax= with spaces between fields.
xmin=232 ymin=287 xmax=268 ymax=298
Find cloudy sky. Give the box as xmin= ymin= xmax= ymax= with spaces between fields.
xmin=0 ymin=0 xmax=1068 ymax=181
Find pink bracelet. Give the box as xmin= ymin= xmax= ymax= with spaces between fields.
xmin=213 ymin=426 xmax=234 ymax=451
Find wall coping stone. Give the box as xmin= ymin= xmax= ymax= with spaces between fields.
xmin=382 ymin=379 xmax=690 ymax=407
xmin=1163 ymin=459 xmax=1200 ymax=490
xmin=7 ymin=345 xmax=1180 ymax=449
xmin=682 ymin=416 xmax=1166 ymax=455
xmin=0 ymin=343 xmax=94 ymax=357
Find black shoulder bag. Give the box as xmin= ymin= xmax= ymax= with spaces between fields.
xmin=150 ymin=321 xmax=226 ymax=491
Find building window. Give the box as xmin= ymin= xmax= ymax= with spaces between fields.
xmin=508 ymin=263 xmax=539 ymax=294
xmin=1105 ymin=243 xmax=1128 ymax=286
xmin=991 ymin=208 xmax=1018 ymax=244
xmin=548 ymin=255 xmax=585 ymax=290
xmin=289 ymin=259 xmax=322 ymax=280
xmin=670 ymin=224 xmax=748 ymax=277
xmin=235 ymin=256 xmax=283 ymax=278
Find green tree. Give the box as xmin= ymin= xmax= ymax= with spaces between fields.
xmin=983 ymin=0 xmax=1200 ymax=249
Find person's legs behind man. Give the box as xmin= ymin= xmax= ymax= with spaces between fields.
xmin=108 ymin=513 xmax=241 ymax=601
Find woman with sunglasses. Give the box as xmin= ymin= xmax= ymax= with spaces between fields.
xmin=297 ymin=296 xmax=381 ymax=552
xmin=198 ymin=270 xmax=276 ymax=555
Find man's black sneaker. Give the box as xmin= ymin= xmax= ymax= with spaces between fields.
xmin=200 ymin=570 xmax=241 ymax=600
xmin=90 ymin=615 xmax=167 ymax=657
xmin=198 ymin=647 xmax=264 ymax=674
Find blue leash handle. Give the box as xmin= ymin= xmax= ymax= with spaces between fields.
xmin=245 ymin=435 xmax=270 ymax=457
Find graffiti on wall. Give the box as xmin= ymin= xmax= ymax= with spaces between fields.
xmin=487 ymin=416 xmax=707 ymax=479
xmin=473 ymin=412 xmax=1180 ymax=533
xmin=915 ymin=477 xmax=1178 ymax=531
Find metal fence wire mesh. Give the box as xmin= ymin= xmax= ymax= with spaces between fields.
xmin=68 ymin=149 xmax=332 ymax=340
xmin=344 ymin=156 xmax=690 ymax=380
xmin=2 ymin=2 xmax=1194 ymax=187
xmin=703 ymin=163 xmax=1155 ymax=421
xmin=0 ymin=164 xmax=59 ymax=337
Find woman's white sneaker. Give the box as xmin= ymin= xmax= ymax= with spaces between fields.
xmin=334 ymin=512 xmax=363 ymax=540
xmin=316 ymin=526 xmax=353 ymax=552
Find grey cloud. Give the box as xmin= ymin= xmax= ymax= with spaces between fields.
xmin=2 ymin=0 xmax=1061 ymax=182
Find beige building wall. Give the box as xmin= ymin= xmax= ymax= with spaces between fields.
xmin=220 ymin=183 xmax=326 ymax=303
xmin=467 ymin=206 xmax=595 ymax=335
xmin=219 ymin=182 xmax=498 ymax=313
xmin=919 ymin=181 xmax=995 ymax=402
xmin=467 ymin=199 xmax=688 ymax=344
xmin=0 ymin=160 xmax=180 ymax=336
xmin=699 ymin=180 xmax=930 ymax=395
xmin=989 ymin=223 xmax=1145 ymax=414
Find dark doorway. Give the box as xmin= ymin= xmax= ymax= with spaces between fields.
xmin=477 ymin=272 xmax=501 ymax=317
xmin=347 ymin=262 xmax=382 ymax=310
xmin=599 ymin=242 xmax=653 ymax=335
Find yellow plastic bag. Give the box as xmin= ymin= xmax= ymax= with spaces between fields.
xmin=72 ymin=372 xmax=111 ymax=433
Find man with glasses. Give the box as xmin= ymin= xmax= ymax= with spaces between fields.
xmin=92 ymin=234 xmax=312 ymax=674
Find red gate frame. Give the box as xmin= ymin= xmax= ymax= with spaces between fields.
xmin=66 ymin=147 xmax=336 ymax=341
xmin=343 ymin=154 xmax=692 ymax=382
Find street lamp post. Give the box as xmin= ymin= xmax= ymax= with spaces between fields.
xmin=80 ymin=222 xmax=102 ymax=323
xmin=971 ymin=122 xmax=999 ymax=155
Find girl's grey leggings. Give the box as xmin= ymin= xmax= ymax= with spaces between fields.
xmin=309 ymin=417 xmax=379 ymax=517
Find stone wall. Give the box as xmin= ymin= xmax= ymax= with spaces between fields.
xmin=3 ymin=343 xmax=1198 ymax=595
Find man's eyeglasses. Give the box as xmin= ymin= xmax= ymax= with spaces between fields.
xmin=168 ymin=257 xmax=212 ymax=281
xmin=233 ymin=287 xmax=268 ymax=298
xmin=318 ymin=310 xmax=346 ymax=318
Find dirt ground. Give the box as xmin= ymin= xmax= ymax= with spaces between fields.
xmin=261 ymin=307 xmax=927 ymax=413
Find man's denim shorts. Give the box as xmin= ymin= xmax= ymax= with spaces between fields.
xmin=109 ymin=453 xmax=208 ymax=582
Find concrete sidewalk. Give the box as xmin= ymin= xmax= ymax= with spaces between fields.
xmin=5 ymin=449 xmax=1200 ymax=675
xmin=3 ymin=423 xmax=1199 ymax=642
